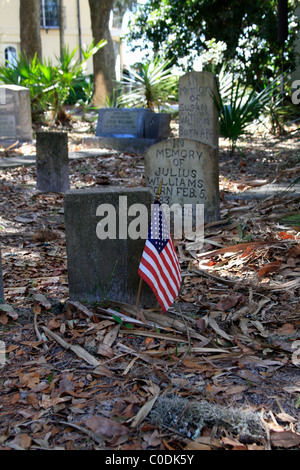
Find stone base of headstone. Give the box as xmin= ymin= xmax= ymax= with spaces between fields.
xmin=81 ymin=136 xmax=158 ymax=154
xmin=36 ymin=131 xmax=70 ymax=193
xmin=64 ymin=187 xmax=158 ymax=307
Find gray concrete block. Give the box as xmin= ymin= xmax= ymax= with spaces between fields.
xmin=36 ymin=131 xmax=70 ymax=193
xmin=64 ymin=187 xmax=157 ymax=307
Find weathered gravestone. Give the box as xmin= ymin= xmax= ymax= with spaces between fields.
xmin=36 ymin=131 xmax=70 ymax=193
xmin=144 ymin=138 xmax=220 ymax=224
xmin=178 ymin=71 xmax=219 ymax=149
xmin=82 ymin=108 xmax=171 ymax=153
xmin=0 ymin=84 xmax=32 ymax=145
xmin=64 ymin=187 xmax=157 ymax=307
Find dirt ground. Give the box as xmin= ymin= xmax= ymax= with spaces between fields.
xmin=0 ymin=117 xmax=299 ymax=451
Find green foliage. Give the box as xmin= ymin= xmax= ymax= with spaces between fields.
xmin=0 ymin=41 xmax=106 ymax=124
xmin=119 ymin=57 xmax=178 ymax=111
xmin=127 ymin=0 xmax=299 ymax=89
xmin=216 ymin=67 xmax=286 ymax=153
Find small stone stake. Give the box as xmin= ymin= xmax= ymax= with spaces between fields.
xmin=36 ymin=131 xmax=70 ymax=193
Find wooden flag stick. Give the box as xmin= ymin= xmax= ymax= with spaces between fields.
xmin=156 ymin=180 xmax=162 ymax=201
xmin=136 ymin=277 xmax=143 ymax=307
xmin=136 ymin=181 xmax=163 ymax=308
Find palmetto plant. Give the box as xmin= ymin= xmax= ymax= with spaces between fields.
xmin=119 ymin=57 xmax=177 ymax=111
xmin=0 ymin=41 xmax=105 ymax=124
xmin=216 ymin=67 xmax=284 ymax=154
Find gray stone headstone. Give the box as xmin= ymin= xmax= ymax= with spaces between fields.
xmin=144 ymin=138 xmax=220 ymax=223
xmin=36 ymin=131 xmax=70 ymax=193
xmin=0 ymin=85 xmax=32 ymax=145
xmin=178 ymin=71 xmax=219 ymax=149
xmin=64 ymin=187 xmax=157 ymax=307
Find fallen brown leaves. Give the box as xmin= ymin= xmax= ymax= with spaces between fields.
xmin=0 ymin=128 xmax=299 ymax=450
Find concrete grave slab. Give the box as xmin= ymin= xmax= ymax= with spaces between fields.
xmin=64 ymin=187 xmax=157 ymax=307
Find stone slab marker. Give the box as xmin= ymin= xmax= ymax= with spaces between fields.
xmin=144 ymin=138 xmax=220 ymax=223
xmin=36 ymin=131 xmax=70 ymax=193
xmin=64 ymin=187 xmax=156 ymax=307
xmin=178 ymin=71 xmax=219 ymax=149
xmin=0 ymin=84 xmax=32 ymax=144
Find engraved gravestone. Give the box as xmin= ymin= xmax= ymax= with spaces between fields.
xmin=96 ymin=108 xmax=152 ymax=138
xmin=178 ymin=71 xmax=219 ymax=149
xmin=0 ymin=85 xmax=32 ymax=144
xmin=144 ymin=138 xmax=220 ymax=223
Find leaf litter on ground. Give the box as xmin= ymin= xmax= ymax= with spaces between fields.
xmin=0 ymin=121 xmax=299 ymax=450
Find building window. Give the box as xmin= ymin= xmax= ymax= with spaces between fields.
xmin=5 ymin=47 xmax=17 ymax=67
xmin=40 ymin=0 xmax=59 ymax=28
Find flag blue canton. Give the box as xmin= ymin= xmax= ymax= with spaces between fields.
xmin=149 ymin=202 xmax=169 ymax=253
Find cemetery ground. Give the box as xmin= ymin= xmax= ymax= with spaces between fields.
xmin=0 ymin=117 xmax=299 ymax=451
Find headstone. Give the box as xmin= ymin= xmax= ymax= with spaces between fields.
xmin=0 ymin=84 xmax=32 ymax=145
xmin=144 ymin=138 xmax=220 ymax=223
xmin=36 ymin=131 xmax=70 ymax=193
xmin=64 ymin=187 xmax=157 ymax=307
xmin=178 ymin=71 xmax=219 ymax=149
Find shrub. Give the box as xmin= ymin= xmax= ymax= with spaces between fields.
xmin=119 ymin=57 xmax=178 ymax=111
xmin=215 ymin=66 xmax=286 ymax=154
xmin=0 ymin=41 xmax=105 ymax=124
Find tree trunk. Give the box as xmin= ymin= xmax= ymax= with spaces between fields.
xmin=20 ymin=0 xmax=42 ymax=61
xmin=88 ymin=0 xmax=116 ymax=107
xmin=59 ymin=0 xmax=66 ymax=60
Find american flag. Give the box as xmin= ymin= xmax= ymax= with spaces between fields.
xmin=138 ymin=200 xmax=181 ymax=313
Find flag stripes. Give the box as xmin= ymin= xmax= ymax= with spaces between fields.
xmin=138 ymin=201 xmax=181 ymax=313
